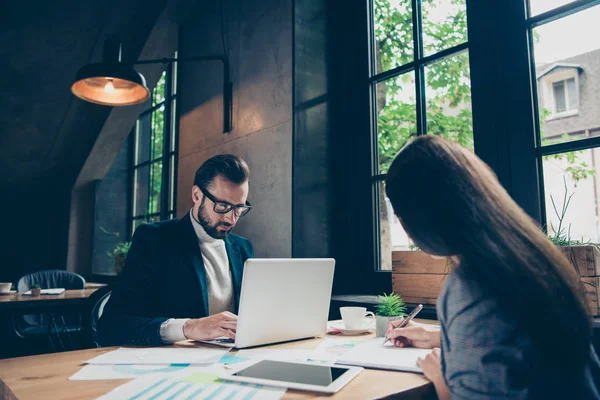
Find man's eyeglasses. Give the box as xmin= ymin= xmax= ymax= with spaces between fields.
xmin=200 ymin=187 xmax=252 ymax=217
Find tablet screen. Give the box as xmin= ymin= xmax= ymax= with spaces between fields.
xmin=232 ymin=360 xmax=349 ymax=387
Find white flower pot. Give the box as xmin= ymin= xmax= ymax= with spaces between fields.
xmin=375 ymin=315 xmax=403 ymax=337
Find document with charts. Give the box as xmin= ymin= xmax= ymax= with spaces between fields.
xmin=97 ymin=372 xmax=286 ymax=400
xmin=85 ymin=347 xmax=229 ymax=365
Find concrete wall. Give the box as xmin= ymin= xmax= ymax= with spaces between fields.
xmin=177 ymin=0 xmax=292 ymax=257
xmin=292 ymin=0 xmax=333 ymax=258
xmin=92 ymin=138 xmax=131 ymax=276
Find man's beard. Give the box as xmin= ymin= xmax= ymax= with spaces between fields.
xmin=197 ymin=197 xmax=234 ymax=239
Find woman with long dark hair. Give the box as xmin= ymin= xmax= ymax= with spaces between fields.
xmin=384 ymin=135 xmax=600 ymax=399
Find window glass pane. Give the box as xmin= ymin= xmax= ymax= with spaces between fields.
xmin=422 ymin=0 xmax=468 ymax=56
xmin=543 ymin=148 xmax=600 ymax=243
xmin=132 ymin=218 xmax=146 ymax=235
xmin=136 ymin=113 xmax=152 ymax=164
xmin=533 ymin=5 xmax=600 ymax=145
xmin=134 ymin=165 xmax=149 ymax=217
xmin=149 ymin=161 xmax=163 ymax=215
xmin=425 ymin=51 xmax=473 ymax=150
xmin=169 ymin=154 xmax=175 ymax=213
xmin=171 ymin=58 xmax=178 ymax=95
xmin=171 ymin=98 xmax=177 ymax=152
xmin=376 ymin=71 xmax=416 ymax=174
xmin=529 ymin=0 xmax=579 ymax=17
xmin=553 ymin=81 xmax=566 ymax=113
xmin=373 ymin=0 xmax=413 ymax=74
xmin=566 ymin=77 xmax=577 ymax=110
xmin=378 ymin=181 xmax=413 ymax=271
xmin=152 ymin=71 xmax=167 ymax=107
xmin=151 ymin=105 xmax=165 ymax=161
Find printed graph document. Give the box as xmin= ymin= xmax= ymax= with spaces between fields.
xmin=334 ymin=338 xmax=431 ymax=373
xmin=69 ymin=364 xmax=225 ymax=380
xmin=85 ymin=347 xmax=230 ymax=365
xmin=97 ymin=373 xmax=286 ymax=400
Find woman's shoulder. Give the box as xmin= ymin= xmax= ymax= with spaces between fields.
xmin=438 ymin=269 xmax=484 ymax=313
xmin=437 ymin=268 xmax=508 ymax=329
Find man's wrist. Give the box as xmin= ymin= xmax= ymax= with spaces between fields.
xmin=160 ymin=318 xmax=190 ymax=343
xmin=183 ymin=319 xmax=192 ymax=339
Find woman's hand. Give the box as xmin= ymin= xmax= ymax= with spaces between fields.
xmin=417 ymin=348 xmax=450 ymax=400
xmin=385 ymin=320 xmax=441 ymax=349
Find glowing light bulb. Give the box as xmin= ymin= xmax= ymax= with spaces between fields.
xmin=104 ymin=80 xmax=116 ymax=94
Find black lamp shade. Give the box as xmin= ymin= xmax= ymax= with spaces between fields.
xmin=71 ymin=62 xmax=150 ymax=106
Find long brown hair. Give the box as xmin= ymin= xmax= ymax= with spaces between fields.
xmin=385 ymin=135 xmax=591 ymax=371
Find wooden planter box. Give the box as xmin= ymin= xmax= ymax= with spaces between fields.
xmin=391 ymin=246 xmax=600 ymax=316
xmin=391 ymin=250 xmax=447 ymax=306
xmin=559 ymin=246 xmax=600 ymax=316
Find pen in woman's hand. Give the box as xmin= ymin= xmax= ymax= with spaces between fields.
xmin=382 ymin=304 xmax=423 ymax=346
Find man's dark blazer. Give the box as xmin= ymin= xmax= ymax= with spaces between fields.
xmin=97 ymin=213 xmax=254 ymax=346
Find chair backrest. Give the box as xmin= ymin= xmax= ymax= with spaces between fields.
xmin=17 ymin=270 xmax=86 ymax=292
xmin=17 ymin=270 xmax=86 ymax=327
xmin=90 ymin=289 xmax=111 ymax=347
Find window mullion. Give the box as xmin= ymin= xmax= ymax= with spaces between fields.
xmin=412 ymin=0 xmax=427 ymax=135
xmin=161 ymin=63 xmax=174 ymax=221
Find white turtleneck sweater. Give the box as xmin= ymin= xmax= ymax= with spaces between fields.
xmin=159 ymin=209 xmax=234 ymax=343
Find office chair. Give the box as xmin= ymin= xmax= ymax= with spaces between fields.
xmin=15 ymin=270 xmax=86 ymax=351
xmin=86 ymin=286 xmax=112 ymax=348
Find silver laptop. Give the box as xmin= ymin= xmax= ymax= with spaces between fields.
xmin=203 ymin=258 xmax=335 ymax=349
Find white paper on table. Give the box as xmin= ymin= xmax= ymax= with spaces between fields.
xmin=236 ymin=348 xmax=337 ymax=365
xmin=334 ymin=337 xmax=431 ymax=373
xmin=69 ymin=364 xmax=227 ymax=381
xmin=96 ymin=373 xmax=286 ymax=400
xmin=85 ymin=347 xmax=230 ymax=365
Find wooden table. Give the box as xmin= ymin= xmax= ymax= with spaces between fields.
xmin=0 ymin=289 xmax=99 ymax=313
xmin=0 ymin=321 xmax=436 ymax=400
xmin=85 ymin=282 xmax=108 ymax=289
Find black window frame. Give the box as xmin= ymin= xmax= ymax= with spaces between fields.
xmin=329 ymin=0 xmax=600 ymax=296
xmin=369 ymin=0 xmax=472 ymax=272
xmin=527 ymin=0 xmax=600 ymax=232
xmin=130 ymin=58 xmax=179 ymax=236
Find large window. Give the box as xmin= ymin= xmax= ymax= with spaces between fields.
xmin=370 ymin=0 xmax=472 ymax=269
xmin=131 ymin=60 xmax=178 ymax=234
xmin=529 ymin=1 xmax=600 ymax=244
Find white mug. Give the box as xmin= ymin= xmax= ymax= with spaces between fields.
xmin=340 ymin=307 xmax=375 ymax=330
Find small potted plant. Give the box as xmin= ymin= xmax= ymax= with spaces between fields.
xmin=107 ymin=242 xmax=131 ymax=275
xmin=30 ymin=283 xmax=41 ymax=297
xmin=375 ymin=293 xmax=407 ymax=337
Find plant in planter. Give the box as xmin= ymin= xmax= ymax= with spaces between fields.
xmin=375 ymin=293 xmax=407 ymax=337
xmin=107 ymin=242 xmax=132 ymax=275
xmin=30 ymin=283 xmax=41 ymax=297
xmin=546 ymin=179 xmax=600 ymax=316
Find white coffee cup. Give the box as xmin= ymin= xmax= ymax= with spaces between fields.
xmin=340 ymin=307 xmax=375 ymax=330
xmin=0 ymin=283 xmax=12 ymax=293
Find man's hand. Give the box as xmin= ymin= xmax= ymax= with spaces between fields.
xmin=183 ymin=312 xmax=238 ymax=341
xmin=385 ymin=320 xmax=441 ymax=349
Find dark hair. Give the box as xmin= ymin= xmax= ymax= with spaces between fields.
xmin=193 ymin=154 xmax=250 ymax=190
xmin=385 ymin=135 xmax=590 ymax=372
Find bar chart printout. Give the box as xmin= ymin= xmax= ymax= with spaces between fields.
xmin=96 ymin=372 xmax=286 ymax=400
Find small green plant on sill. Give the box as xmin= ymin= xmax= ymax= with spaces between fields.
xmin=376 ymin=293 xmax=407 ymax=317
xmin=30 ymin=283 xmax=41 ymax=289
xmin=547 ymin=177 xmax=599 ymax=249
xmin=107 ymin=242 xmax=132 ymax=275
xmin=107 ymin=242 xmax=132 ymax=260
